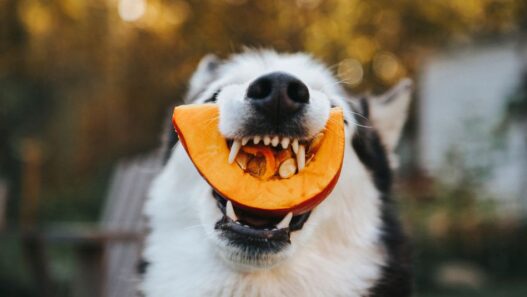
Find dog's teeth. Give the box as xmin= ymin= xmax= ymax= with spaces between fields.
xmin=242 ymin=137 xmax=250 ymax=146
xmin=228 ymin=140 xmax=241 ymax=164
xmin=292 ymin=139 xmax=299 ymax=154
xmin=276 ymin=212 xmax=293 ymax=229
xmin=264 ymin=136 xmax=271 ymax=145
xmin=281 ymin=137 xmax=290 ymax=149
xmin=271 ymin=136 xmax=279 ymax=147
xmin=226 ymin=201 xmax=238 ymax=221
xmin=297 ymin=144 xmax=305 ymax=171
xmin=253 ymin=136 xmax=261 ymax=145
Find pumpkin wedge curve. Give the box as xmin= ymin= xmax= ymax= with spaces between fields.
xmin=172 ymin=103 xmax=345 ymax=217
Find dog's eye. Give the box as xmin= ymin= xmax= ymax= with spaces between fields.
xmin=204 ymin=90 xmax=220 ymax=103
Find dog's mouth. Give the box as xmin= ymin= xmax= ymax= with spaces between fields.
xmin=210 ymin=132 xmax=326 ymax=253
xmin=213 ymin=190 xmax=311 ymax=252
xmin=214 ymin=190 xmax=311 ymax=230
xmin=226 ymin=133 xmax=324 ymax=180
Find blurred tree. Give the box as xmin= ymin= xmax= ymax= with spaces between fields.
xmin=0 ymin=0 xmax=526 ymax=224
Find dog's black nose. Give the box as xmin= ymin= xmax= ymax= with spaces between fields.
xmin=247 ymin=72 xmax=309 ymax=120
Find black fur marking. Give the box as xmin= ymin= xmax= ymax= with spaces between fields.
xmin=350 ymin=101 xmax=413 ymax=297
xmin=359 ymin=97 xmax=370 ymax=119
xmin=137 ymin=258 xmax=150 ymax=275
xmin=368 ymin=201 xmax=413 ymax=297
xmin=163 ymin=113 xmax=179 ymax=163
xmin=204 ymin=90 xmax=220 ymax=103
xmin=352 ymin=126 xmax=391 ymax=194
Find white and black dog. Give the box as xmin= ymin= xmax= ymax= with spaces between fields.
xmin=141 ymin=50 xmax=413 ymax=297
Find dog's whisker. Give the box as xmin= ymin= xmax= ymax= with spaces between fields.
xmin=332 ymin=79 xmax=358 ymax=87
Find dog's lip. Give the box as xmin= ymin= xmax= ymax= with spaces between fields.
xmin=215 ymin=215 xmax=291 ymax=243
xmin=212 ymin=190 xmax=312 ymax=232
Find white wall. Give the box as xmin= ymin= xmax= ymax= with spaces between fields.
xmin=419 ymin=41 xmax=527 ymax=216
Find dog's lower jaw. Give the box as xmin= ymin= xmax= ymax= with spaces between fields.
xmin=212 ymin=233 xmax=293 ymax=271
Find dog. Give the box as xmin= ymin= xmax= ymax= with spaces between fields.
xmin=140 ymin=50 xmax=413 ymax=297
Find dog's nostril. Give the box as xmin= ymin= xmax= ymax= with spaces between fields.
xmin=247 ymin=72 xmax=309 ymax=123
xmin=247 ymin=78 xmax=273 ymax=99
xmin=287 ymin=81 xmax=309 ymax=103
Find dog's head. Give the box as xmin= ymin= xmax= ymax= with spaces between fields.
xmin=180 ymin=50 xmax=411 ymax=270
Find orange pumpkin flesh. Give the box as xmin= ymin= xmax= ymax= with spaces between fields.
xmin=172 ymin=104 xmax=345 ymax=217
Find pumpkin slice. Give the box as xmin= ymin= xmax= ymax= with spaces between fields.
xmin=172 ymin=103 xmax=345 ymax=217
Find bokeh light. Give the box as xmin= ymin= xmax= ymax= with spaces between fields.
xmin=373 ymin=51 xmax=402 ymax=83
xmin=118 ymin=0 xmax=146 ymax=22
xmin=337 ymin=58 xmax=364 ymax=86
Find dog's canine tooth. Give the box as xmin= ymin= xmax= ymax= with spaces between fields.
xmin=271 ymin=136 xmax=279 ymax=147
xmin=297 ymin=144 xmax=305 ymax=171
xmin=226 ymin=201 xmax=238 ymax=221
xmin=281 ymin=137 xmax=290 ymax=149
xmin=292 ymin=139 xmax=299 ymax=154
xmin=263 ymin=136 xmax=271 ymax=145
xmin=228 ymin=140 xmax=241 ymax=164
xmin=242 ymin=137 xmax=250 ymax=146
xmin=276 ymin=212 xmax=293 ymax=229
xmin=253 ymin=136 xmax=261 ymax=144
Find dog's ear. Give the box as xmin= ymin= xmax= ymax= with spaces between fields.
xmin=368 ymin=78 xmax=413 ymax=167
xmin=185 ymin=54 xmax=221 ymax=102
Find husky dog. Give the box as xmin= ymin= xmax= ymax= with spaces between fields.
xmin=141 ymin=50 xmax=412 ymax=297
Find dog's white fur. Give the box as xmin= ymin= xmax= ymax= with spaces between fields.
xmin=141 ymin=50 xmax=411 ymax=297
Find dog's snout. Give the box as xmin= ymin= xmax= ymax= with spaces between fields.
xmin=247 ymin=72 xmax=309 ymax=120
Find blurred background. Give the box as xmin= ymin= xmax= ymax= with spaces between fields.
xmin=1 ymin=0 xmax=526 ymax=296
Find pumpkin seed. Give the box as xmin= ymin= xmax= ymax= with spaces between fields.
xmin=246 ymin=156 xmax=266 ymax=177
xmin=307 ymin=132 xmax=324 ymax=156
xmin=235 ymin=152 xmax=251 ymax=170
xmin=278 ymin=158 xmax=297 ymax=179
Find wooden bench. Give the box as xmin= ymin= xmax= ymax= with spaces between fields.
xmin=100 ymin=150 xmax=164 ymax=297
xmin=23 ymin=150 xmax=164 ymax=297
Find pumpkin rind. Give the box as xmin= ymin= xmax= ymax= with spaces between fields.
xmin=172 ymin=104 xmax=345 ymax=216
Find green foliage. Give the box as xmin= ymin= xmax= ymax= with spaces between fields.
xmin=0 ymin=237 xmax=36 ymax=297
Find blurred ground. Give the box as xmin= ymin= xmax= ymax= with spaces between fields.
xmin=1 ymin=0 xmax=526 ymax=296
